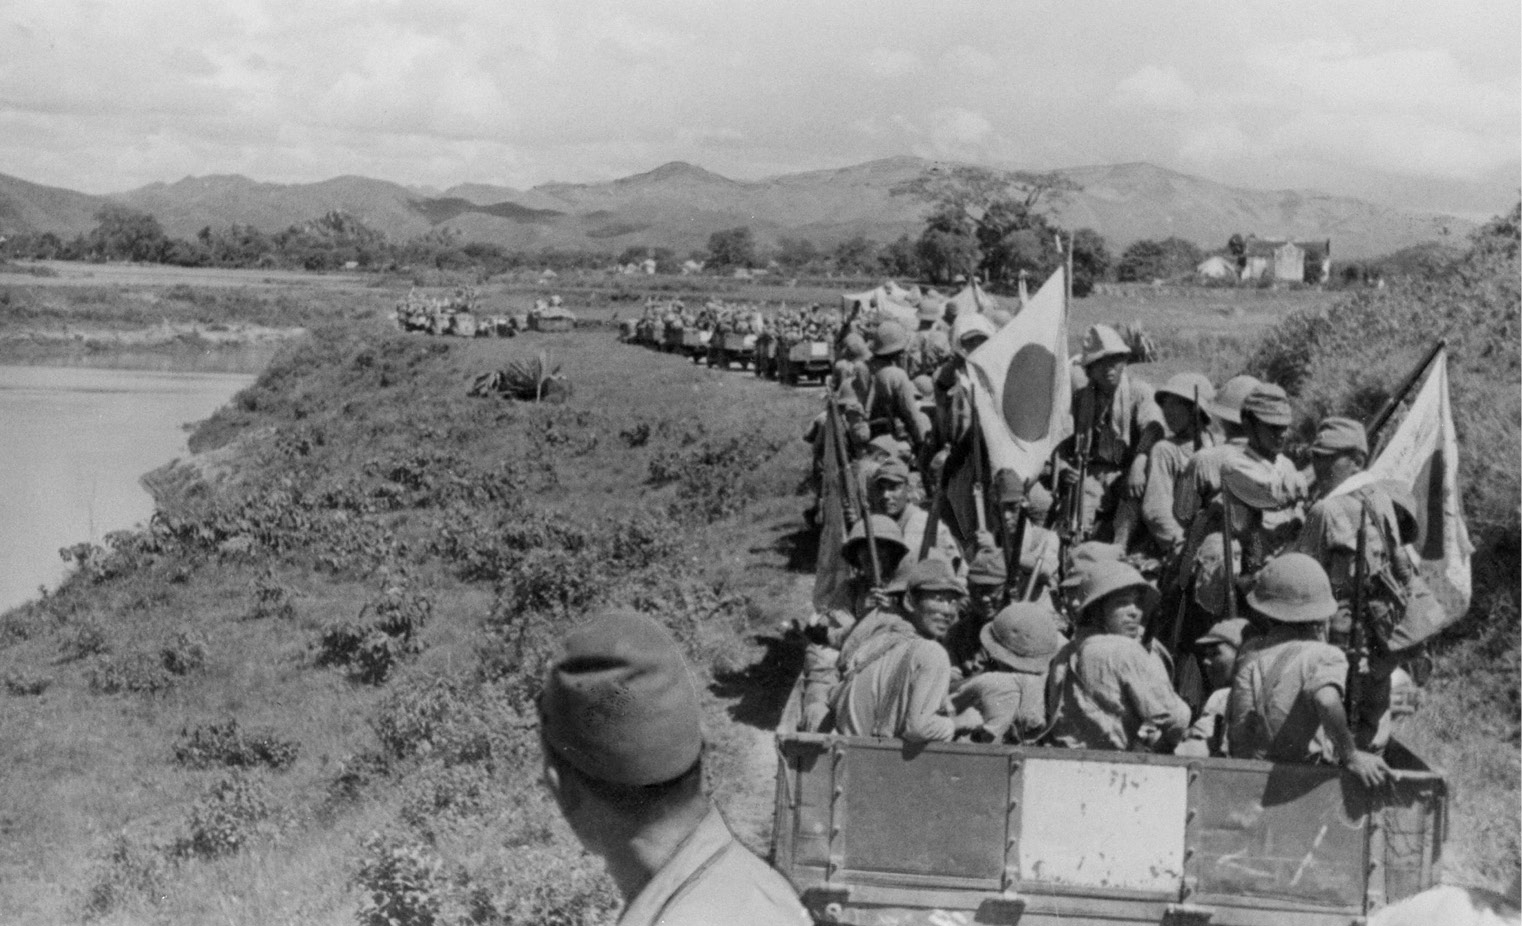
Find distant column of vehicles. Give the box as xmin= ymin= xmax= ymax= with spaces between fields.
xmin=621 ymin=313 xmax=837 ymax=385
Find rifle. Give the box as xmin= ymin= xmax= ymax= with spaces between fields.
xmin=1065 ymin=405 xmax=1092 ymax=541
xmin=1220 ymin=490 xmax=1238 ymax=622
xmin=1367 ymin=339 xmax=1446 ymax=455
xmin=1193 ymin=385 xmax=1204 ymax=453
xmin=828 ymin=391 xmax=882 ymax=588
xmin=1347 ymin=502 xmax=1370 ymax=731
xmin=1005 ymin=495 xmax=1029 ymax=597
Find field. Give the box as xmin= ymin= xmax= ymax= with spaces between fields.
xmin=0 ymin=263 xmax=1513 ymax=925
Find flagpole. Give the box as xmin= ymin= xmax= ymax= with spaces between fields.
xmin=1367 ymin=340 xmax=1447 ymax=456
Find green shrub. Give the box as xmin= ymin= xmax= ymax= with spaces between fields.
xmin=2 ymin=668 xmax=53 ymax=696
xmin=174 ymin=720 xmax=300 ymax=771
xmin=160 ymin=629 xmax=209 ymax=676
xmin=88 ymin=653 xmax=175 ymax=695
xmin=244 ymin=571 xmax=297 ymax=621
xmin=314 ymin=577 xmax=432 ymax=684
xmin=59 ymin=619 xmax=110 ymax=661
xmin=397 ymin=762 xmax=493 ymax=832
xmin=353 ymin=832 xmax=447 ymax=926
xmin=172 ymin=772 xmax=271 ymax=859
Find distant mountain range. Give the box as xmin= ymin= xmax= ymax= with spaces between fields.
xmin=0 ymin=157 xmax=1479 ymax=259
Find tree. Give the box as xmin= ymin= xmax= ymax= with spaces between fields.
xmin=1116 ymin=237 xmax=1204 ymax=282
xmin=915 ymin=226 xmax=980 ymax=285
xmin=1068 ymin=228 xmax=1111 ymax=297
xmin=86 ymin=205 xmax=170 ymax=263
xmin=775 ymin=237 xmax=821 ymax=272
xmin=877 ymin=235 xmax=922 ymax=278
xmin=831 ymin=236 xmax=877 ymax=275
xmin=705 ymin=227 xmax=756 ymax=270
xmin=892 ymin=164 xmax=1078 ymax=216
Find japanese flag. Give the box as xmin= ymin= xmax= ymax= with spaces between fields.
xmin=1333 ymin=349 xmax=1473 ymax=620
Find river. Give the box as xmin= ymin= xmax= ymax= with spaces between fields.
xmin=0 ymin=365 xmax=254 ymax=614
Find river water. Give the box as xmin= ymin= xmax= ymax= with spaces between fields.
xmin=0 ymin=365 xmax=253 ymax=614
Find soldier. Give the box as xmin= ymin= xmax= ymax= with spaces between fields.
xmin=1175 ymin=617 xmax=1247 ymax=757
xmin=1292 ymin=418 xmax=1443 ymax=751
xmin=943 ymin=543 xmax=1008 ymax=679
xmin=854 ymin=321 xmax=929 ymax=451
xmin=906 ymin=302 xmax=952 ymax=378
xmin=1225 ymin=554 xmax=1391 ymax=787
xmin=1058 ymin=324 xmax=1164 ymax=548
xmin=930 ymin=313 xmax=997 ymax=453
xmin=1172 ymin=374 xmax=1261 ymax=530
xmin=797 ymin=514 xmax=909 ymax=731
xmin=1045 ymin=561 xmax=1191 ymax=752
xmin=867 ymin=458 xmax=965 ymax=574
xmin=951 ymin=602 xmax=1066 ymax=744
xmin=539 ymin=610 xmax=811 ymax=926
xmin=1138 ymin=372 xmax=1216 ymax=555
xmin=831 ymin=559 xmax=975 ymax=743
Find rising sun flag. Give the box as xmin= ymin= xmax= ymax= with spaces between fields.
xmin=1331 ymin=347 xmax=1473 ymax=623
xmin=965 ymin=265 xmax=1073 ymax=486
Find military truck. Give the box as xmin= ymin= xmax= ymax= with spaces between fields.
xmin=771 ymin=683 xmax=1447 ymax=925
xmin=709 ymin=331 xmax=759 ymax=370
xmin=775 ymin=338 xmax=834 ymax=386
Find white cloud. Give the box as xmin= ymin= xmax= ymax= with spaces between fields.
xmin=1113 ymin=65 xmax=1198 ymax=113
xmin=864 ymin=47 xmax=921 ymax=79
xmin=1179 ymin=122 xmax=1250 ymax=165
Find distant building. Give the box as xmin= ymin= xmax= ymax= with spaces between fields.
xmin=1241 ymin=237 xmax=1331 ymax=284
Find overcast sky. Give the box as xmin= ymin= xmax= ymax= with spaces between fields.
xmin=2 ymin=0 xmax=1517 ymax=217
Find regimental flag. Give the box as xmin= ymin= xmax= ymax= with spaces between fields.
xmin=812 ymin=401 xmax=855 ymax=612
xmin=1332 ymin=348 xmax=1473 ymax=621
xmin=965 ymin=266 xmax=1073 ymax=486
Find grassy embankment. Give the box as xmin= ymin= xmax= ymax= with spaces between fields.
xmin=0 ymin=241 xmax=1514 ymax=924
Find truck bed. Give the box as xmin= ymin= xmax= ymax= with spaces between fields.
xmin=772 ymin=680 xmax=1446 ymax=925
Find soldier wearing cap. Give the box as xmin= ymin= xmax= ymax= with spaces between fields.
xmin=1225 ymin=554 xmax=1391 ymax=786
xmin=943 ymin=543 xmax=1009 ymax=678
xmin=930 ymin=313 xmax=997 ymax=453
xmin=951 ymin=602 xmax=1066 ymax=744
xmin=1175 ymin=617 xmax=1248 ymax=757
xmin=1173 ymin=374 xmax=1260 ymax=530
xmin=1185 ymin=383 xmax=1308 ymax=624
xmin=802 ymin=393 xmax=868 ymax=525
xmin=539 ymin=611 xmax=811 ymax=926
xmin=1139 ymin=372 xmax=1217 ymax=554
xmin=1045 ymin=560 xmax=1191 ymax=751
xmin=798 ymin=514 xmax=910 ymax=731
xmin=831 ymin=559 xmax=975 ymax=743
xmin=867 ymin=458 xmax=965 ymax=575
xmin=1058 ymin=324 xmax=1165 ymax=548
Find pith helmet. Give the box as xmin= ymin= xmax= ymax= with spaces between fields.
xmin=1240 ymin=383 xmax=1293 ymax=427
xmin=1074 ymin=560 xmax=1160 ymax=618
xmin=981 ymin=603 xmax=1065 ymax=674
xmin=1080 ymin=324 xmax=1131 ymax=367
xmin=841 ymin=514 xmax=908 ymax=563
xmin=872 ymin=320 xmax=910 ymax=356
xmin=1157 ymin=372 xmax=1217 ymax=407
xmin=540 ymin=610 xmax=702 ymax=786
xmin=1311 ymin=417 xmax=1368 ymax=457
xmin=1202 ymin=374 xmax=1262 ymax=425
xmin=916 ymin=299 xmax=943 ymax=322
xmin=1246 ymin=553 xmax=1336 ymax=624
xmin=840 ymin=332 xmax=871 ymax=362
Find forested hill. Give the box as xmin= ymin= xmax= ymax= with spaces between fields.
xmin=0 ymin=159 xmax=1476 ymax=258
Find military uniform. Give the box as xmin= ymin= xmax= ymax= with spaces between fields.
xmin=618 ymin=802 xmax=812 ymax=926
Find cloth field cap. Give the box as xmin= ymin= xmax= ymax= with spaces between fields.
xmin=1311 ymin=417 xmax=1368 ymax=457
xmin=872 ymin=320 xmax=909 ymax=356
xmin=841 ymin=513 xmax=908 ymax=563
xmin=966 ymin=546 xmax=1008 ymax=586
xmin=1246 ymin=553 xmax=1337 ymax=624
xmin=866 ymin=434 xmax=907 ymax=459
xmin=916 ymin=299 xmax=943 ymax=322
xmin=981 ymin=603 xmax=1065 ymax=674
xmin=540 ymin=610 xmax=702 ymax=787
xmin=1196 ymin=617 xmax=1249 ymax=650
xmin=1080 ymin=324 xmax=1131 ymax=367
xmin=1073 ymin=559 xmax=1160 ymax=617
xmin=903 ymin=556 xmax=966 ymax=595
xmin=1202 ymin=374 xmax=1262 ymax=425
xmin=1156 ymin=372 xmax=1217 ymax=407
xmin=871 ymin=458 xmax=911 ymax=485
xmin=1239 ymin=383 xmax=1293 ymax=427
